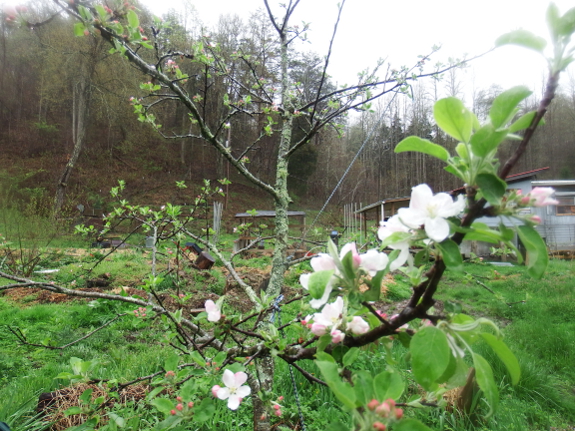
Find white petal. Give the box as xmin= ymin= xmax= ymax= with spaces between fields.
xmin=234 ymin=371 xmax=248 ymax=386
xmin=398 ymin=207 xmax=426 ymax=229
xmin=205 ymin=299 xmax=216 ymax=312
xmin=237 ymin=385 xmax=251 ymax=398
xmin=299 ymin=273 xmax=310 ymax=290
xmin=222 ymin=369 xmax=235 ymax=388
xmin=410 ymin=184 xmax=433 ymax=212
xmin=311 ymin=253 xmax=336 ymax=272
xmin=390 ymin=246 xmax=410 ymax=271
xmin=227 ymin=394 xmax=241 ymax=410
xmin=436 ymin=194 xmax=465 ymax=218
xmin=360 ymin=249 xmax=388 ymax=275
xmin=425 ymin=216 xmax=450 ymax=242
xmin=339 ymin=243 xmax=357 ymax=260
xmin=309 ymin=281 xmax=333 ymax=309
xmin=217 ymin=387 xmax=230 ymax=400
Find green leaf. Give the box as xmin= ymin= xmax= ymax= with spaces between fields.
xmin=495 ymin=30 xmax=547 ymax=53
xmin=434 ymin=97 xmax=473 ymax=143
xmin=352 ymin=371 xmax=373 ymax=406
xmin=394 ymin=418 xmax=434 ymax=431
xmin=517 ymin=225 xmax=548 ymax=279
xmin=557 ymin=6 xmax=575 ymax=36
xmin=316 ymin=334 xmax=332 ymax=352
xmin=342 ymin=347 xmax=360 ymax=368
xmin=547 ymin=2 xmax=562 ymax=41
xmin=65 ymin=406 xmax=82 ymax=416
xmin=316 ymin=361 xmax=357 ymax=409
xmin=509 ymin=111 xmax=537 ymax=132
xmin=308 ymin=270 xmax=334 ymax=299
xmin=363 ymin=269 xmax=386 ymax=301
xmin=463 ymin=224 xmax=502 ymax=244
xmin=315 ymin=351 xmax=336 ymax=363
xmin=489 ymin=86 xmax=532 ymax=129
xmin=108 ymin=413 xmax=126 ymax=428
xmin=470 ymin=124 xmax=509 ymax=157
xmin=499 ymin=223 xmax=515 ymax=242
xmin=164 ymin=353 xmax=179 ymax=372
xmin=481 ymin=333 xmax=520 ymax=386
xmin=213 ymin=351 xmax=227 ymax=365
xmin=395 ymin=136 xmax=450 ymax=161
xmin=410 ymin=326 xmax=450 ymax=391
xmin=179 ymin=379 xmax=195 ymax=402
xmin=79 ymin=388 xmax=93 ymax=404
xmin=472 ymin=352 xmax=499 ymax=418
xmin=476 ymin=173 xmax=507 ymax=205
xmin=74 ymin=22 xmax=87 ymax=37
xmin=127 ymin=10 xmax=140 ymax=29
xmin=436 ymin=239 xmax=463 ymax=272
xmin=455 ymin=142 xmax=470 ymax=161
xmin=446 ymin=357 xmax=470 ymax=388
xmin=194 ymin=398 xmax=215 ymax=422
xmin=190 ymin=351 xmax=206 ymax=367
xmin=373 ymin=370 xmax=404 ymax=401
xmin=151 ymin=398 xmax=175 ymax=415
xmin=380 ymin=231 xmax=411 ymax=249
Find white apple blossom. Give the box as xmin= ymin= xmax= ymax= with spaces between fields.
xmin=216 ymin=369 xmax=251 ymax=410
xmin=347 ymin=316 xmax=370 ymax=335
xmin=378 ymin=215 xmax=411 ymax=271
xmin=205 ymin=299 xmax=221 ymax=322
xmin=528 ymin=187 xmax=559 ymax=207
xmin=300 ymin=273 xmax=335 ymax=309
xmin=300 ymin=243 xmax=388 ymax=308
xmin=309 ymin=296 xmax=344 ymax=336
xmin=397 ymin=184 xmax=465 ymax=242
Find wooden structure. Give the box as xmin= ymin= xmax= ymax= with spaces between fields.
xmin=353 ymin=197 xmax=411 ymax=240
xmin=233 ymin=210 xmax=306 ymax=252
xmin=353 ymin=168 xmax=564 ymax=253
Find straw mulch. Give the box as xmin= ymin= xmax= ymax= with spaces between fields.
xmin=38 ymin=383 xmax=149 ymax=431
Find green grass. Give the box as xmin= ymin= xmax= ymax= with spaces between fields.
xmin=2 ymin=247 xmax=575 ymax=431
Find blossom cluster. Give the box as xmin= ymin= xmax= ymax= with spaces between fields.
xmin=379 ymin=184 xmax=465 ymax=246
xmin=302 ymin=296 xmax=371 ymax=344
xmin=367 ymin=398 xmax=403 ymax=430
xmin=300 ymin=242 xmax=388 ymax=308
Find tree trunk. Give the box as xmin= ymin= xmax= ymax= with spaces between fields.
xmin=54 ymin=74 xmax=90 ymax=216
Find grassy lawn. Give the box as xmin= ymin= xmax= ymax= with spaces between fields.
xmin=1 ymin=238 xmax=574 ymax=431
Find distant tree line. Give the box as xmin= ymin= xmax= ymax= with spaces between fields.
xmin=0 ymin=1 xmax=573 ymax=214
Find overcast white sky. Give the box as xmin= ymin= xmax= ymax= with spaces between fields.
xmin=140 ymin=0 xmax=575 ymax=101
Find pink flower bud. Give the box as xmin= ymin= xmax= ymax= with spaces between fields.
xmin=176 ymin=396 xmax=182 ymax=402
xmin=384 ymin=399 xmax=396 ymax=408
xmin=529 ymin=187 xmax=559 ymax=207
xmin=176 ymin=403 xmax=183 ymax=411
xmin=395 ymin=408 xmax=403 ymax=419
xmin=170 ymin=409 xmax=176 ymax=415
xmin=375 ymin=402 xmax=390 ymax=417
xmin=373 ymin=422 xmax=386 ymax=431
xmin=273 ymin=404 xmax=280 ymax=410
xmin=188 ymin=401 xmax=194 ymax=408
xmin=530 ymin=215 xmax=542 ymax=224
xmin=367 ymin=399 xmax=380 ymax=410
xmin=274 ymin=409 xmax=282 ymax=417
xmin=330 ymin=329 xmax=345 ymax=344
xmin=211 ymin=385 xmax=221 ymax=397
xmin=278 ymin=396 xmax=284 ymax=401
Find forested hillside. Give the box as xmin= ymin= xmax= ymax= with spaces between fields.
xmin=1 ymin=1 xmax=574 ymax=217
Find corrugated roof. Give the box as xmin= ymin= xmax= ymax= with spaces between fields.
xmin=355 ymin=167 xmax=551 ymax=214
